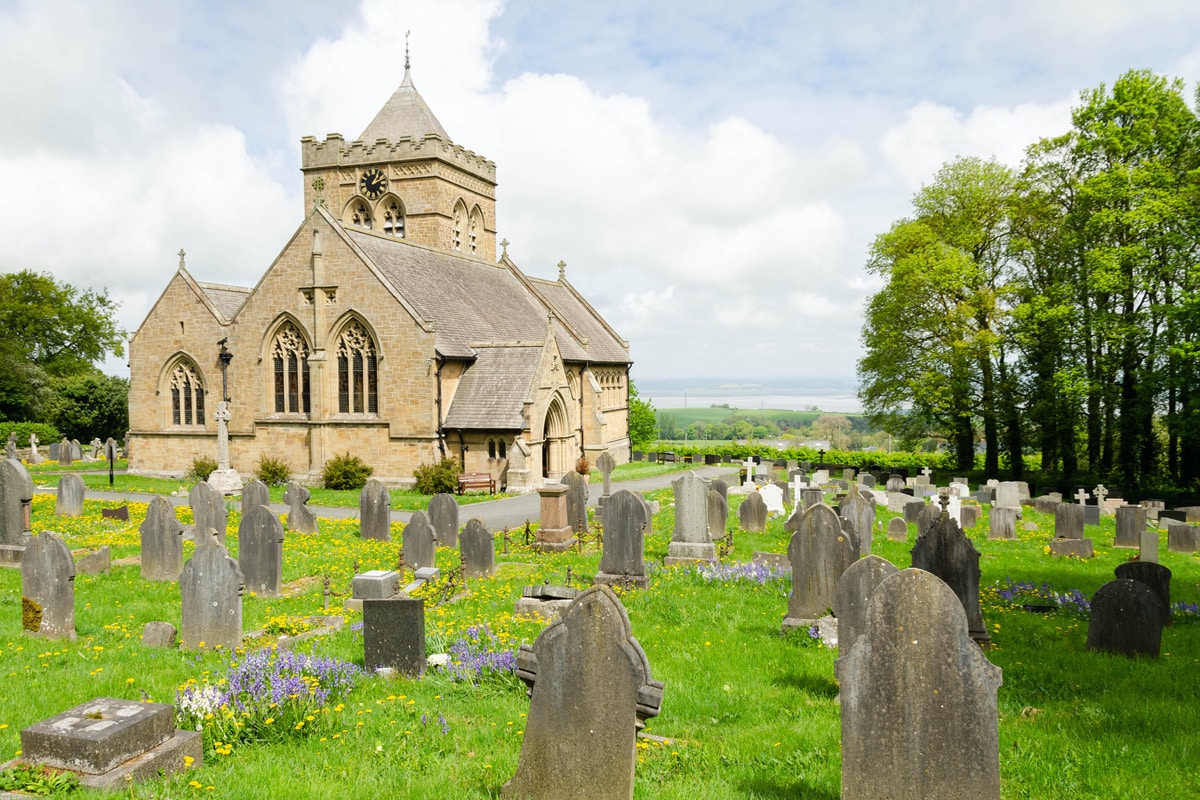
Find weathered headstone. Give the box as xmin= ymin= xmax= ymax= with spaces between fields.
xmin=359 ymin=479 xmax=392 ymax=541
xmin=459 ymin=518 xmax=495 ymax=579
xmin=987 ymin=506 xmax=1018 ymax=540
xmin=1034 ymin=495 xmax=1060 ymax=515
xmin=70 ymin=439 xmax=83 ymax=461
xmin=29 ymin=433 xmax=43 ymax=465
xmin=55 ymin=473 xmax=85 ymax=517
xmin=189 ymin=481 xmax=227 ymax=547
xmin=596 ymin=452 xmax=616 ymax=499
xmin=76 ymin=546 xmax=111 ymax=575
xmin=1086 ymin=579 xmax=1163 ymax=658
xmin=707 ymin=489 xmax=728 ymax=539
xmin=1054 ymin=503 xmax=1085 ymax=540
xmin=503 ymin=585 xmax=664 ymax=800
xmin=21 ymin=533 xmax=76 ymax=640
xmin=710 ymin=478 xmax=729 ymax=502
xmin=665 ymin=472 xmax=715 ymax=564
xmin=238 ymin=504 xmax=284 ymax=598
xmin=48 ymin=441 xmax=61 ymax=461
xmin=759 ymin=483 xmax=785 ymax=515
xmin=1114 ymin=561 xmax=1171 ymax=626
xmin=363 ymin=597 xmax=426 ymax=676
xmin=536 ymin=484 xmax=575 ymax=552
xmin=1166 ymin=522 xmax=1199 ymax=554
xmin=595 ymin=490 xmax=650 ymax=589
xmin=738 ymin=492 xmax=768 ymax=533
xmin=800 ymin=487 xmax=824 ymax=509
xmin=783 ymin=503 xmax=857 ymax=630
xmin=916 ymin=501 xmax=940 ymax=536
xmin=1140 ymin=528 xmax=1159 ymax=563
xmin=142 ymin=621 xmax=178 ymax=649
xmin=959 ymin=504 xmax=980 ymax=530
xmin=180 ymin=543 xmax=243 ymax=650
xmin=1114 ymin=506 xmax=1146 ymax=549
xmin=352 ymin=570 xmax=401 ymax=600
xmin=0 ymin=458 xmax=34 ymax=554
xmin=911 ymin=508 xmax=989 ymax=645
xmin=832 ymin=554 xmax=899 ymax=677
xmin=840 ymin=569 xmax=1002 ymax=800
xmin=561 ymin=471 xmax=589 ymax=535
xmin=860 ymin=473 xmax=876 ymax=489
xmin=139 ymin=496 xmax=184 ymax=582
xmin=283 ymin=481 xmax=319 ymax=533
xmin=427 ymin=492 xmax=460 ymax=547
xmin=402 ymin=511 xmax=437 ymax=570
xmin=903 ymin=498 xmax=925 ymax=524
xmin=887 ymin=517 xmax=908 ymax=541
xmin=885 ymin=476 xmax=905 ymax=492
xmin=4 ymin=432 xmax=15 ymax=459
xmin=240 ymin=480 xmax=269 ymax=513
xmin=839 ymin=492 xmax=875 ymax=557
xmin=58 ymin=438 xmax=72 ymax=466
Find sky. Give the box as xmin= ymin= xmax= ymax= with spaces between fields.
xmin=2 ymin=0 xmax=1199 ymax=389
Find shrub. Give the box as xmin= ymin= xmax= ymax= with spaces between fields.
xmin=255 ymin=455 xmax=292 ymax=486
xmin=0 ymin=421 xmax=60 ymax=449
xmin=323 ymin=453 xmax=372 ymax=490
xmin=186 ymin=455 xmax=218 ymax=482
xmin=413 ymin=457 xmax=461 ymax=495
xmin=575 ymin=456 xmax=591 ymax=475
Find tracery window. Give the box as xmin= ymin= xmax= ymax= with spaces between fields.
xmin=452 ymin=201 xmax=466 ymax=251
xmin=336 ymin=320 xmax=378 ymax=414
xmin=169 ymin=361 xmax=206 ymax=426
xmin=383 ymin=199 xmax=405 ymax=238
xmin=272 ymin=323 xmax=311 ymax=414
xmin=468 ymin=207 xmax=481 ymax=254
xmin=348 ymin=199 xmax=372 ymax=230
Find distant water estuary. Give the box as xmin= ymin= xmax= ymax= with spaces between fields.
xmin=639 ymin=378 xmax=863 ymax=414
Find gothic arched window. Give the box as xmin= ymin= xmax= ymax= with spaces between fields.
xmin=346 ymin=199 xmax=372 ymax=230
xmin=169 ymin=360 xmax=205 ymax=426
xmin=452 ymin=201 xmax=466 ymax=251
xmin=336 ymin=320 xmax=378 ymax=414
xmin=382 ymin=199 xmax=405 ymax=238
xmin=272 ymin=323 xmax=311 ymax=414
xmin=469 ymin=207 xmax=482 ymax=254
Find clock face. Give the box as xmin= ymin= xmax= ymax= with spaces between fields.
xmin=359 ymin=168 xmax=388 ymax=200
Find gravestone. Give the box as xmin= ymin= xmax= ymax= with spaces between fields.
xmin=189 ymin=481 xmax=227 ymax=547
xmin=916 ymin=501 xmax=940 ymax=536
xmin=1054 ymin=503 xmax=1085 ymax=539
xmin=1034 ymin=495 xmax=1060 ymax=515
xmin=402 ymin=511 xmax=437 ymax=570
xmin=1086 ymin=579 xmax=1163 ymax=658
xmin=595 ymin=490 xmax=650 ymax=589
xmin=987 ymin=506 xmax=1018 ymax=540
xmin=427 ymin=492 xmax=460 ymax=547
xmin=885 ymin=476 xmax=905 ymax=492
xmin=707 ymin=490 xmax=728 ymax=539
xmin=181 ymin=542 xmax=242 ymax=650
xmin=139 ymin=496 xmax=184 ymax=582
xmin=959 ymin=504 xmax=980 ymax=530
xmin=738 ymin=492 xmax=768 ymax=533
xmin=760 ymin=483 xmax=785 ymax=515
xmin=76 ymin=546 xmax=110 ymax=575
xmin=710 ymin=478 xmax=729 ymax=502
xmin=800 ymin=487 xmax=824 ymax=509
xmin=0 ymin=458 xmax=34 ymax=554
xmin=359 ymin=479 xmax=392 ymax=541
xmin=240 ymin=480 xmax=269 ymax=514
xmin=596 ymin=452 xmax=616 ymax=500
xmin=665 ymin=473 xmax=715 ymax=565
xmin=29 ymin=433 xmax=43 ymax=465
xmin=503 ymin=585 xmax=664 ymax=800
xmin=783 ymin=504 xmax=857 ymax=630
xmin=21 ymin=533 xmax=76 ymax=640
xmin=783 ymin=504 xmax=804 ymax=533
xmin=142 ymin=621 xmax=177 ymax=649
xmin=911 ymin=507 xmax=989 ymax=645
xmin=840 ymin=569 xmax=1002 ymax=800
xmin=860 ymin=474 xmax=876 ymax=489
xmin=55 ymin=473 xmax=85 ymax=517
xmin=559 ymin=472 xmax=588 ymax=534
xmin=238 ymin=504 xmax=285 ymax=598
xmin=48 ymin=441 xmax=61 ymax=461
xmin=1166 ymin=522 xmax=1199 ymax=554
xmin=352 ymin=570 xmax=401 ymax=600
xmin=1177 ymin=506 xmax=1200 ymax=523
xmin=536 ymin=484 xmax=575 ymax=552
xmin=772 ymin=479 xmax=792 ymax=506
xmin=59 ymin=438 xmax=72 ymax=466
xmin=903 ymin=498 xmax=925 ymax=524
xmin=4 ymin=432 xmax=14 ymax=459
xmin=886 ymin=492 xmax=909 ymax=514
xmin=1049 ymin=536 xmax=1094 ymax=558
xmin=363 ymin=597 xmax=425 ymax=676
xmin=1113 ymin=506 xmax=1145 ymax=548
xmin=70 ymin=439 xmax=83 ymax=461
xmin=740 ymin=458 xmax=755 ymax=488
xmin=1114 ymin=561 xmax=1171 ymax=626
xmin=838 ymin=492 xmax=875 ymax=557
xmin=632 ymin=450 xmax=643 ymax=462
xmin=887 ymin=517 xmax=908 ymax=541
xmin=1140 ymin=529 xmax=1159 ymax=563
xmin=832 ymin=554 xmax=899 ymax=678
xmin=459 ymin=518 xmax=495 ymax=579
xmin=283 ymin=481 xmax=319 ymax=533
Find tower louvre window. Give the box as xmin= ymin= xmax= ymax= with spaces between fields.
xmin=383 ymin=200 xmax=405 ymax=238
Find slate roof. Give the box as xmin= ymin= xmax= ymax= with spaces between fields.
xmin=442 ymin=346 xmax=540 ymax=430
xmin=358 ymin=67 xmax=450 ymax=144
xmin=196 ymin=282 xmax=251 ymax=322
xmin=533 ymin=279 xmax=630 ymax=364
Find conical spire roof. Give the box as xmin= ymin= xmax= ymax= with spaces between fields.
xmin=358 ymin=65 xmax=450 ymax=144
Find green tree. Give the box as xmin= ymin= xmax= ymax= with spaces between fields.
xmin=0 ymin=270 xmax=125 ymax=376
xmin=47 ymin=374 xmax=129 ymax=442
xmin=627 ymin=379 xmax=658 ymax=448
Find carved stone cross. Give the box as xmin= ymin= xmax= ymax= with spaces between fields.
xmin=1075 ymin=488 xmax=1089 ymax=505
xmin=921 ymin=466 xmax=933 ymax=479
xmin=1093 ymin=485 xmax=1108 ymax=505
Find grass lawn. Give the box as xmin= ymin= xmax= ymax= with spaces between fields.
xmin=0 ymin=492 xmax=1197 ymax=798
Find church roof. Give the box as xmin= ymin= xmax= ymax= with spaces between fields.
xmin=442 ymin=346 xmax=540 ymax=430
xmin=358 ymin=67 xmax=450 ymax=144
xmin=196 ymin=282 xmax=251 ymax=322
xmin=532 ymin=279 xmax=631 ymax=364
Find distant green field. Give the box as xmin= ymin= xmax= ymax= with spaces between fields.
xmin=657 ymin=407 xmax=867 ymax=427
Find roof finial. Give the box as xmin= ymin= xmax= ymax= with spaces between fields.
xmin=178 ymin=249 xmax=186 ymax=270
xmin=500 ymin=238 xmax=509 ymax=258
xmin=405 ymin=30 xmax=411 ymax=71
xmin=557 ymin=260 xmax=566 ymax=281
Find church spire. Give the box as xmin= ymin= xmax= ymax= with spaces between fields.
xmin=357 ymin=36 xmax=450 ymax=144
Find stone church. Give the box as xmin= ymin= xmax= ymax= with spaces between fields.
xmin=127 ymin=59 xmax=632 ymax=491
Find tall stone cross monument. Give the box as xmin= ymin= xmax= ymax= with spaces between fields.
xmin=207 ymin=339 xmax=242 ymax=495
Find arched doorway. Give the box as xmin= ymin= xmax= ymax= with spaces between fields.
xmin=542 ymin=394 xmax=570 ymax=480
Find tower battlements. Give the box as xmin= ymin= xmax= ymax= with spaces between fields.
xmin=301 ymin=133 xmax=496 ymax=184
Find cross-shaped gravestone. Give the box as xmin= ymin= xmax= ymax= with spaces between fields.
xmin=937 ymin=492 xmax=951 ymax=513
xmin=920 ymin=467 xmax=933 ymax=480
xmin=1075 ymin=488 xmax=1090 ymax=505
xmin=596 ymin=452 xmax=616 ymax=497
xmin=1094 ymin=485 xmax=1108 ymax=506
xmin=741 ymin=458 xmax=756 ymax=487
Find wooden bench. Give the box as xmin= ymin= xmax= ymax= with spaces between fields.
xmin=457 ymin=472 xmax=496 ymax=495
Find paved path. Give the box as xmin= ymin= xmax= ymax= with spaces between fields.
xmin=46 ymin=466 xmax=738 ymax=531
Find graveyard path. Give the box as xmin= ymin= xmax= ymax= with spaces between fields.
xmin=62 ymin=466 xmax=739 ymax=532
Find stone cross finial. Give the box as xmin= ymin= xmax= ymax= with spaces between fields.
xmin=178 ymin=249 xmax=186 ymax=269
xmin=1075 ymin=488 xmax=1089 ymax=505
xmin=557 ymin=260 xmax=566 ymax=280
xmin=405 ymin=30 xmax=411 ymax=70
xmin=500 ymin=238 xmax=509 ymax=257
xmin=937 ymin=492 xmax=951 ymax=513
xmin=1094 ymin=484 xmax=1108 ymax=505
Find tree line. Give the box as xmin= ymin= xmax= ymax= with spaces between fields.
xmin=859 ymin=69 xmax=1200 ymax=489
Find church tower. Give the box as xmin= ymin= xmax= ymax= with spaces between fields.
xmin=300 ymin=51 xmax=497 ymax=260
